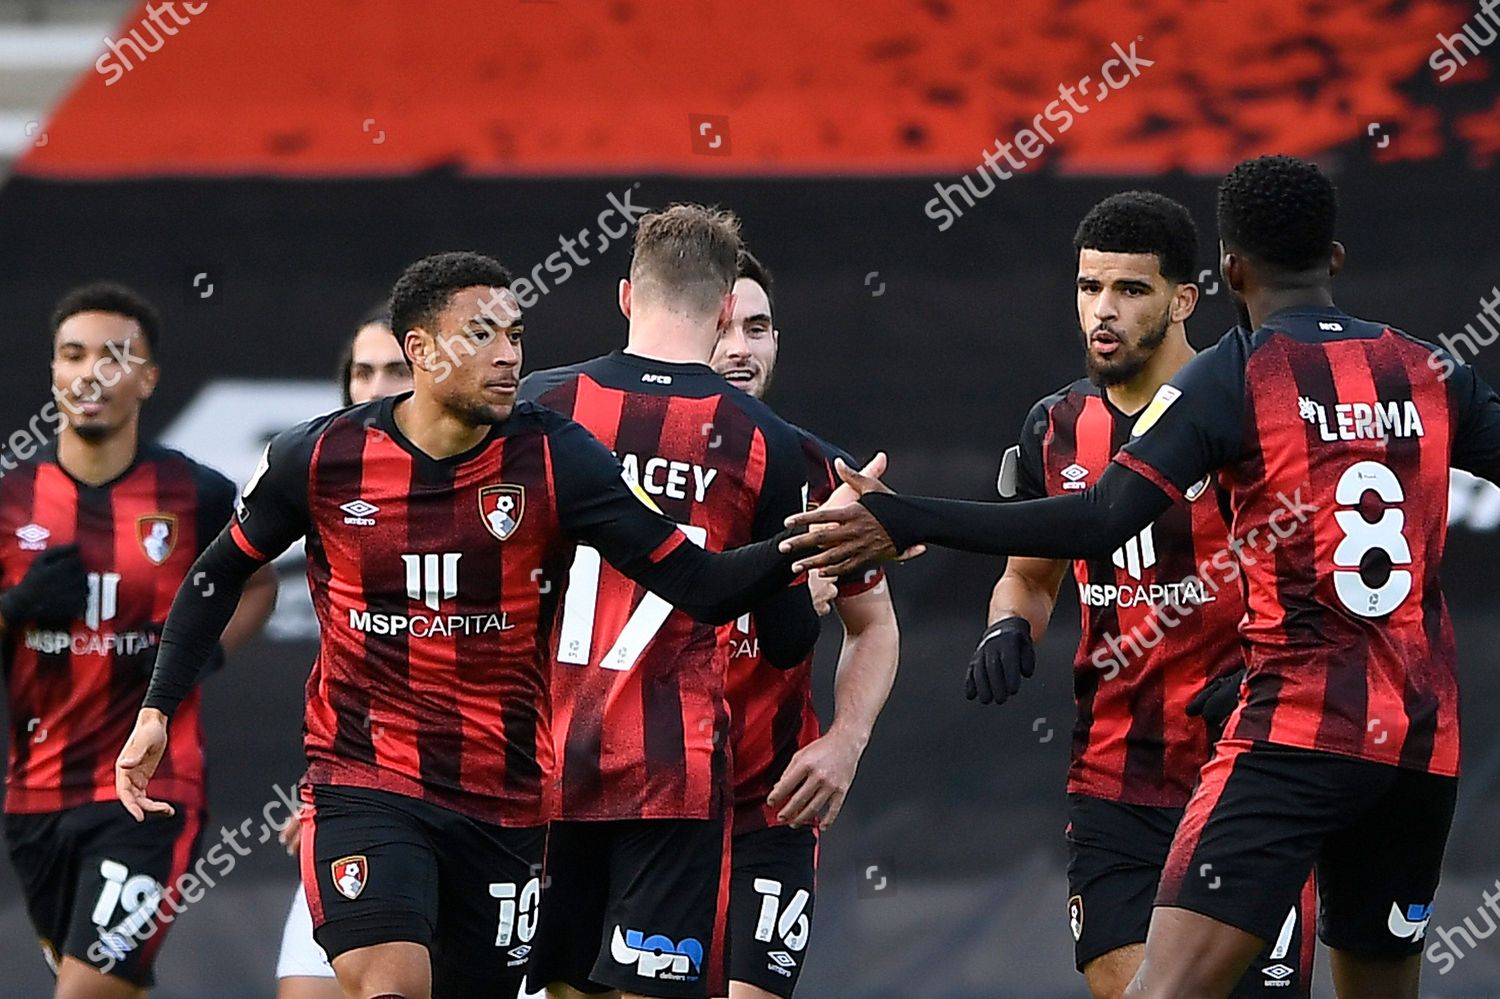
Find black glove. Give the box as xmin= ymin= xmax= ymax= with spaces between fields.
xmin=1187 ymin=666 xmax=1246 ymax=735
xmin=965 ymin=616 xmax=1035 ymax=705
xmin=0 ymin=543 xmax=88 ymax=628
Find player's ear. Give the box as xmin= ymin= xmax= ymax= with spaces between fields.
xmin=136 ymin=359 xmax=160 ymax=402
xmin=618 ymin=279 xmax=632 ymax=319
xmin=1172 ymin=280 xmax=1199 ymax=325
xmin=1221 ymin=251 xmax=1246 ymax=296
xmin=403 ymin=328 xmax=432 ymax=372
xmin=1328 ymin=241 xmax=1346 ymax=278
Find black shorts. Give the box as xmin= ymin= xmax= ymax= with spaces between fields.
xmin=300 ymin=784 xmax=545 ymax=995
xmin=1159 ymin=739 xmax=1458 ymax=960
xmin=726 ymin=825 xmax=817 ymax=997
xmin=4 ymin=801 xmax=204 ymax=987
xmin=529 ymin=817 xmax=730 ymax=998
xmin=1067 ymin=793 xmax=1315 ymax=996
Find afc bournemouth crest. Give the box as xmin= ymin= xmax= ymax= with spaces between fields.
xmin=331 ymin=855 xmax=368 ymax=900
xmin=1067 ymin=895 xmax=1084 ymax=941
xmin=479 ymin=484 xmax=525 ymax=541
xmin=136 ymin=514 xmax=178 ymax=565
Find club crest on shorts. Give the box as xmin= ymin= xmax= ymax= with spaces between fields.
xmin=1068 ymin=894 xmax=1084 ymax=941
xmin=136 ymin=514 xmax=177 ymax=565
xmin=479 ymin=484 xmax=525 ymax=541
xmin=331 ymin=855 xmax=368 ymax=900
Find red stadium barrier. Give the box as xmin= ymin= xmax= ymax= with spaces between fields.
xmin=16 ymin=0 xmax=1495 ymax=179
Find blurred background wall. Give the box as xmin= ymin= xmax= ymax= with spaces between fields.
xmin=1 ymin=2 xmax=1498 ymax=996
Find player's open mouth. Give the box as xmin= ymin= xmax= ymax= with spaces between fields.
xmin=1090 ymin=332 xmax=1122 ymax=355
xmin=722 ymin=369 xmax=756 ymax=384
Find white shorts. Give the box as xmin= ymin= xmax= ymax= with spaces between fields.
xmin=276 ymin=881 xmax=336 ymax=979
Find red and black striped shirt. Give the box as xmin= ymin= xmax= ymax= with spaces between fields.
xmin=523 ymin=352 xmax=811 ymax=821
xmin=1016 ymin=380 xmax=1245 ymax=807
xmin=726 ymin=431 xmax=884 ymax=833
xmin=1119 ymin=307 xmax=1500 ymax=777
xmin=228 ymin=395 xmax=687 ymax=826
xmin=1 ymin=443 xmax=234 ymax=814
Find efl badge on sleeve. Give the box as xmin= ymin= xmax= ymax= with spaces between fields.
xmin=332 ymin=855 xmax=367 ymax=900
xmin=479 ymin=485 xmax=526 ymax=541
xmin=136 ymin=514 xmax=178 ymax=565
xmin=1131 ymin=384 xmax=1181 ymax=438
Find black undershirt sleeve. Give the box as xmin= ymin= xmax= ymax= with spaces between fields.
xmin=621 ymin=535 xmax=805 ymax=627
xmin=862 ymin=461 xmax=1173 ymax=560
xmin=142 ymin=531 xmax=263 ymax=716
xmin=144 ymin=424 xmax=317 ymax=717
xmin=548 ymin=416 xmax=809 ymax=643
xmin=860 ymin=332 xmax=1250 ymax=562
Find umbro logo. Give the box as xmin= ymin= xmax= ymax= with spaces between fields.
xmin=340 ymin=499 xmax=379 ymax=526
xmin=766 ymin=950 xmax=797 ymax=976
xmin=1262 ymin=963 xmax=1294 ymax=981
xmin=1061 ymin=463 xmax=1089 ymax=490
xmin=15 ymin=523 xmax=50 ymax=550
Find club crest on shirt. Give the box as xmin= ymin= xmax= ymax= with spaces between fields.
xmin=136 ymin=514 xmax=177 ymax=565
xmin=331 ymin=855 xmax=367 ymax=900
xmin=479 ymin=484 xmax=526 ymax=541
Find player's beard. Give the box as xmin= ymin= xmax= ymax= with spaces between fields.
xmin=752 ymin=366 xmax=774 ymax=400
xmin=452 ymin=397 xmax=512 ymax=426
xmin=1082 ymin=308 xmax=1171 ymax=388
xmin=72 ymin=421 xmax=113 ymax=443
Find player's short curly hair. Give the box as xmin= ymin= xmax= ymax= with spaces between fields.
xmin=736 ymin=248 xmax=775 ymax=316
xmin=50 ymin=282 xmax=161 ymax=358
xmin=1073 ymin=191 xmax=1199 ymax=285
xmin=1217 ymin=155 xmax=1337 ymax=272
xmin=388 ymin=251 xmax=513 ymax=338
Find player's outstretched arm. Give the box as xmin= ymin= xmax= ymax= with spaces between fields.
xmin=117 ymin=529 xmax=268 ymax=820
xmin=548 ymin=415 xmax=813 ymax=630
xmin=118 ymin=423 xmax=315 ymax=820
xmin=969 ymin=557 xmax=1068 ymax=705
xmin=220 ymin=563 xmax=279 ymax=651
xmin=781 ymin=459 xmax=1173 ymax=576
xmin=768 ymin=577 xmax=899 ymax=828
